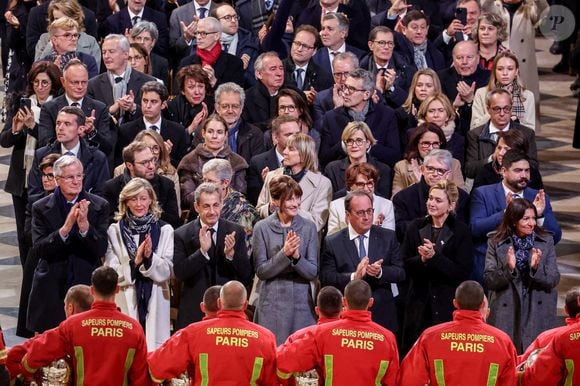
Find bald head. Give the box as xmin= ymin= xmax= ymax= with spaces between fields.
xmin=452 ymin=40 xmax=479 ymax=76
xmin=219 ymin=281 xmax=247 ymax=311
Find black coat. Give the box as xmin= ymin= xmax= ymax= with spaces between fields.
xmin=102 ymin=173 xmax=180 ymax=228
xmin=164 ymin=93 xmax=215 ymax=130
xmin=247 ymin=148 xmax=280 ymax=205
xmin=117 ymin=118 xmax=189 ymax=168
xmin=323 ymin=156 xmax=392 ymax=199
xmin=400 ymin=214 xmax=473 ymax=353
xmin=28 ymin=191 xmax=109 ymax=332
xmin=311 ymin=45 xmax=366 ymax=77
xmin=179 ymin=50 xmax=245 ymax=89
xmin=392 ymin=178 xmax=470 ymax=243
xmin=321 ymin=225 xmax=405 ymax=332
xmin=173 ymin=218 xmax=251 ymax=329
xmin=0 ymin=107 xmax=28 ymax=197
xmin=28 ymin=139 xmax=110 ymax=196
xmin=37 ymin=94 xmax=113 ymax=156
xmin=242 ymin=81 xmax=276 ymax=131
xmin=282 ymin=58 xmax=334 ymax=92
xmin=150 ymin=53 xmax=170 ymax=86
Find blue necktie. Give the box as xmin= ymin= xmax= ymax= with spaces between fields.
xmin=358 ymin=235 xmax=366 ymax=259
xmin=198 ymin=7 xmax=207 ymax=18
xmin=295 ymin=68 xmax=304 ymax=90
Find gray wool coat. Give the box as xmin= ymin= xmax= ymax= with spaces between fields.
xmin=484 ymin=232 xmax=560 ymax=353
xmin=252 ymin=213 xmax=318 ymax=345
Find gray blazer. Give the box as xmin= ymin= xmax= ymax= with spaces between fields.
xmin=484 ymin=233 xmax=560 ymax=352
xmin=252 ymin=213 xmax=318 ymax=345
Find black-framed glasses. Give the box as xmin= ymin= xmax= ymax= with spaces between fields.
xmin=194 ymin=31 xmax=218 ymax=38
xmin=424 ymin=165 xmax=449 ymax=176
xmin=134 ymin=157 xmax=158 ymax=166
xmin=344 ymin=138 xmax=367 ymax=147
xmin=490 ymin=106 xmax=512 ymax=114
xmin=419 ymin=141 xmax=441 ymax=149
xmin=372 ymin=40 xmax=394 ymax=48
xmin=292 ymin=41 xmax=315 ymax=50
xmin=278 ymin=105 xmax=296 ymax=113
xmin=41 ymin=172 xmax=55 ymax=181
xmin=341 ymin=84 xmax=366 ymax=94
xmin=349 ymin=208 xmax=374 ymax=217
xmin=353 ymin=181 xmax=375 ymax=189
xmin=219 ymin=14 xmax=240 ymax=22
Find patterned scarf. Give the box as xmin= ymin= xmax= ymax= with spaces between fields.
xmin=120 ymin=211 xmax=161 ymax=330
xmin=413 ymin=41 xmax=428 ymax=70
xmin=511 ymin=231 xmax=535 ymax=274
xmin=503 ymin=80 xmax=526 ymax=121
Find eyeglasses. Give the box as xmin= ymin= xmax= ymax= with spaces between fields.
xmin=194 ymin=31 xmax=218 ymax=38
xmin=490 ymin=106 xmax=512 ymax=114
xmin=33 ymin=79 xmax=51 ymax=87
xmin=148 ymin=144 xmax=161 ymax=153
xmin=57 ymin=173 xmax=84 ymax=182
xmin=353 ymin=181 xmax=375 ymax=189
xmin=219 ymin=14 xmax=240 ymax=22
xmin=344 ymin=138 xmax=367 ymax=147
xmin=129 ymin=55 xmax=144 ymax=62
xmin=68 ymin=80 xmax=88 ymax=87
xmin=41 ymin=172 xmax=55 ymax=181
xmin=419 ymin=141 xmax=441 ymax=149
xmin=333 ymin=71 xmax=350 ymax=79
xmin=424 ymin=165 xmax=449 ymax=176
xmin=55 ymin=32 xmax=80 ymax=40
xmin=372 ymin=40 xmax=395 ymax=48
xmin=341 ymin=84 xmax=366 ymax=94
xmin=134 ymin=157 xmax=158 ymax=166
xmin=349 ymin=208 xmax=374 ymax=217
xmin=278 ymin=105 xmax=296 ymax=113
xmin=292 ymin=41 xmax=315 ymax=50
xmin=219 ymin=103 xmax=241 ymax=110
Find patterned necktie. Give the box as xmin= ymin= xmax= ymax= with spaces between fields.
xmin=132 ymin=16 xmax=140 ymax=26
xmin=357 ymin=234 xmax=366 ymax=259
xmin=198 ymin=7 xmax=207 ymax=18
xmin=295 ymin=68 xmax=304 ymax=90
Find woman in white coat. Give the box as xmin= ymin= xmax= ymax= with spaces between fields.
xmin=327 ymin=162 xmax=395 ymax=236
xmin=105 ymin=178 xmax=173 ymax=350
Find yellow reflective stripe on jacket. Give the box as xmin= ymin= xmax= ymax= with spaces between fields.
xmin=276 ymin=369 xmax=293 ymax=380
xmin=148 ymin=367 xmax=165 ymax=384
xmin=324 ymin=354 xmax=333 ymax=386
xmin=434 ymin=359 xmax=446 ymax=386
xmin=375 ymin=360 xmax=389 ymax=386
xmin=250 ymin=357 xmax=264 ymax=385
xmin=21 ymin=355 xmax=38 ymax=374
xmin=565 ymin=359 xmax=575 ymax=386
xmin=486 ymin=363 xmax=499 ymax=386
xmin=123 ymin=348 xmax=136 ymax=386
xmin=199 ymin=353 xmax=209 ymax=386
xmin=74 ymin=346 xmax=85 ymax=386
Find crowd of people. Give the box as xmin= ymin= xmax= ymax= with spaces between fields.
xmin=0 ymin=0 xmax=577 ymax=383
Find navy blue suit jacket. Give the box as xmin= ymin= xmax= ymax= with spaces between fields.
xmin=311 ymin=45 xmax=366 ymax=76
xmin=321 ymin=225 xmax=405 ymax=332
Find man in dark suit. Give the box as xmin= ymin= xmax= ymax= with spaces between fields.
xmin=38 ymin=60 xmax=112 ymax=156
xmin=179 ymin=17 xmax=245 ymax=88
xmin=438 ymin=40 xmax=490 ymax=135
xmin=214 ymin=82 xmax=264 ymax=165
xmin=312 ymin=52 xmax=359 ymax=127
xmin=470 ymin=150 xmax=562 ymax=283
xmin=246 ymin=116 xmax=300 ymax=204
xmin=242 ymin=51 xmax=285 ymax=131
xmin=28 ymin=155 xmax=109 ymax=332
xmin=130 ymin=21 xmax=169 ymax=85
xmin=392 ymin=149 xmax=469 ymax=243
xmin=103 ymin=0 xmax=169 ymax=56
xmin=28 ymin=107 xmax=110 ymax=197
xmin=371 ymin=0 xmax=444 ymax=41
xmin=313 ymin=12 xmax=366 ymax=77
xmin=169 ymin=0 xmax=218 ymax=60
xmin=103 ymin=141 xmax=180 ymax=228
xmin=465 ymin=89 xmax=537 ymax=179
xmin=87 ymin=35 xmax=156 ymax=126
xmin=321 ymin=190 xmax=405 ymax=332
xmin=318 ymin=68 xmax=401 ymax=168
xmin=283 ymin=24 xmax=333 ymax=99
xmin=360 ymin=26 xmax=416 ymax=109
xmin=117 ymin=81 xmax=189 ymax=167
xmin=25 ymin=0 xmax=98 ymax=59
xmin=214 ymin=4 xmax=260 ymax=88
xmin=173 ymin=183 xmax=251 ymax=329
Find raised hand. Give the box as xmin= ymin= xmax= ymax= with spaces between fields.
xmin=283 ymin=230 xmax=301 ymax=260
xmin=506 ymin=246 xmax=516 ymax=271
xmin=355 ymin=256 xmax=369 ymax=280
xmin=76 ymin=199 xmax=91 ymax=233
xmin=418 ymin=238 xmax=435 ymax=262
xmin=530 ymin=248 xmax=542 ymax=270
xmin=533 ymin=189 xmax=546 ymax=217
xmin=199 ymin=226 xmax=213 ymax=254
xmin=366 ymin=258 xmax=383 ymax=278
xmin=224 ymin=231 xmax=236 ymax=259
xmin=60 ymin=203 xmax=79 ymax=238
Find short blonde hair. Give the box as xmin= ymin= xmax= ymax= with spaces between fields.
xmin=115 ymin=178 xmax=163 ymax=221
xmin=341 ymin=121 xmax=377 ymax=146
xmin=417 ymin=94 xmax=456 ymax=123
xmin=429 ymin=180 xmax=459 ymax=204
xmin=48 ymin=17 xmax=79 ymax=35
xmin=286 ymin=133 xmax=318 ymax=173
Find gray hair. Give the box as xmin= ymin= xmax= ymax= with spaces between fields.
xmin=485 ymin=88 xmax=512 ymax=107
xmin=348 ymin=68 xmax=375 ymax=92
xmin=104 ymin=34 xmax=130 ymax=53
xmin=194 ymin=182 xmax=222 ymax=204
xmin=199 ymin=16 xmax=222 ymax=33
xmin=423 ymin=149 xmax=453 ymax=171
xmin=215 ymin=82 xmax=246 ymax=108
xmin=53 ymin=155 xmax=83 ymax=177
xmin=333 ymin=51 xmax=359 ymax=68
xmin=322 ymin=12 xmax=349 ymax=33
xmin=130 ymin=20 xmax=159 ymax=42
xmin=202 ymin=159 xmax=234 ymax=181
xmin=254 ymin=51 xmax=280 ymax=73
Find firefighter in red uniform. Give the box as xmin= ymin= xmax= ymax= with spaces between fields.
xmin=277 ymin=280 xmax=400 ymax=386
xmin=22 ymin=267 xmax=150 ymax=386
xmin=7 ymin=284 xmax=93 ymax=384
xmin=521 ymin=290 xmax=580 ymax=386
xmin=399 ymin=280 xmax=518 ymax=386
xmin=201 ymin=285 xmax=222 ymax=320
xmin=282 ymin=286 xmax=343 ymax=386
xmin=519 ymin=287 xmax=580 ymax=364
xmin=148 ymin=280 xmax=278 ymax=385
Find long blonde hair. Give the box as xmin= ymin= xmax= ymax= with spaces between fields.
xmin=402 ymin=69 xmax=442 ymax=113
